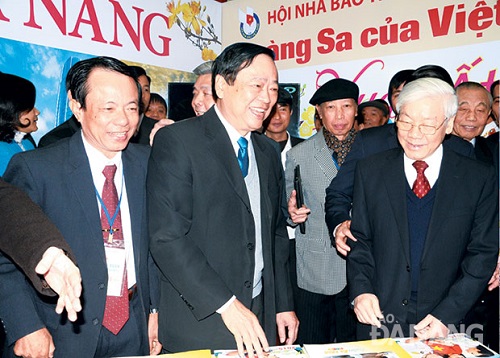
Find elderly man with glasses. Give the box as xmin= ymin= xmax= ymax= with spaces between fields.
xmin=346 ymin=78 xmax=498 ymax=341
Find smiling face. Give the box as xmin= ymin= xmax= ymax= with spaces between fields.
xmin=145 ymin=101 xmax=167 ymax=120
xmin=452 ymin=86 xmax=491 ymax=141
xmin=397 ymin=96 xmax=454 ymax=161
xmin=215 ymin=54 xmax=279 ymax=135
xmin=18 ymin=107 xmax=40 ymax=133
xmin=266 ymin=104 xmax=292 ymax=136
xmin=317 ymin=98 xmax=357 ymax=140
xmin=191 ymin=74 xmax=215 ymax=116
xmin=70 ymin=68 xmax=140 ymax=158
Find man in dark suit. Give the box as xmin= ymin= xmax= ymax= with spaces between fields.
xmin=128 ymin=65 xmax=156 ymax=145
xmin=325 ymin=66 xmax=475 ymax=256
xmin=452 ymin=81 xmax=497 ymax=169
xmin=347 ymin=78 xmax=498 ymax=340
xmin=148 ymin=42 xmax=298 ymax=357
xmin=451 ymin=81 xmax=499 ymax=351
xmin=2 ymin=57 xmax=160 ymax=357
xmin=324 ymin=122 xmax=474 ymax=255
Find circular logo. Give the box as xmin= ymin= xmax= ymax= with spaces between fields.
xmin=240 ymin=13 xmax=260 ymax=39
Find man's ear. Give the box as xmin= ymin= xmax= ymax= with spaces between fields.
xmin=68 ymin=91 xmax=83 ymax=123
xmin=445 ymin=115 xmax=455 ymax=135
xmin=214 ymin=75 xmax=226 ymax=99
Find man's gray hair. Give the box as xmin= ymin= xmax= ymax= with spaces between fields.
xmin=455 ymin=81 xmax=493 ymax=108
xmin=192 ymin=61 xmax=213 ymax=76
xmin=397 ymin=77 xmax=457 ymax=120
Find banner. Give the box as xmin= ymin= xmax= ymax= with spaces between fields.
xmin=222 ymin=0 xmax=500 ymax=137
xmin=0 ymin=0 xmax=222 ymax=142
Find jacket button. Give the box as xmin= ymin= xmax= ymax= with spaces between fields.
xmin=406 ymin=265 xmax=410 ymax=272
xmin=93 ymin=318 xmax=99 ymax=325
xmin=402 ymin=299 xmax=409 ymax=306
xmin=244 ymin=281 xmax=252 ymax=288
xmin=247 ymin=243 xmax=254 ymax=250
xmin=98 ymin=283 xmax=105 ymax=289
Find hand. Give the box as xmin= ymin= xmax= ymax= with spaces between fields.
xmin=414 ymin=314 xmax=449 ymax=339
xmin=335 ymin=220 xmax=357 ymax=256
xmin=13 ymin=328 xmax=54 ymax=358
xmin=276 ymin=311 xmax=299 ymax=345
xmin=148 ymin=312 xmax=162 ymax=355
xmin=149 ymin=118 xmax=175 ymax=146
xmin=221 ymin=299 xmax=269 ymax=358
xmin=488 ymin=259 xmax=499 ymax=291
xmin=353 ymin=293 xmax=383 ymax=327
xmin=287 ymin=190 xmax=310 ymax=224
xmin=35 ymin=247 xmax=82 ymax=322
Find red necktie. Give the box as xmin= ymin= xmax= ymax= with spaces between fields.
xmin=412 ymin=160 xmax=431 ymax=199
xmin=101 ymin=164 xmax=129 ymax=335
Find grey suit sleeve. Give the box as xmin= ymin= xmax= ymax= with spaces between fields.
xmin=325 ymin=131 xmax=365 ymax=238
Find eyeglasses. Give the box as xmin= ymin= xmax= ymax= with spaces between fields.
xmin=396 ymin=117 xmax=448 ymax=135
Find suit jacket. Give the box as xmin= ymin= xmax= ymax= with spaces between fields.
xmin=147 ymin=107 xmax=293 ymax=352
xmin=130 ymin=115 xmax=156 ymax=145
xmin=1 ymin=132 xmax=159 ymax=357
xmin=325 ymin=123 xmax=475 ymax=236
xmin=475 ymin=132 xmax=499 ymax=172
xmin=0 ymin=179 xmax=75 ymax=294
xmin=290 ymin=135 xmax=304 ymax=147
xmin=38 ymin=115 xmax=80 ymax=148
xmin=347 ymin=147 xmax=498 ymax=327
xmin=284 ymin=128 xmax=346 ymax=295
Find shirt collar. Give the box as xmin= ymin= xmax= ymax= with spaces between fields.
xmin=403 ymin=144 xmax=443 ymax=188
xmin=81 ymin=132 xmax=123 ymax=177
xmin=214 ymin=105 xmax=252 ymax=155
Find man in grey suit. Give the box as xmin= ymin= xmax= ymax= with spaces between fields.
xmin=286 ymin=78 xmax=358 ymax=344
xmin=148 ymin=42 xmax=298 ymax=357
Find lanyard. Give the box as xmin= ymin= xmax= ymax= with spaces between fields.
xmin=94 ymin=170 xmax=124 ymax=230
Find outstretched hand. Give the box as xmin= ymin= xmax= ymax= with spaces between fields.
xmin=35 ymin=247 xmax=82 ymax=322
xmin=221 ymin=299 xmax=269 ymax=358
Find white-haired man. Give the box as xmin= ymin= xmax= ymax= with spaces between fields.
xmin=347 ymin=78 xmax=498 ymax=340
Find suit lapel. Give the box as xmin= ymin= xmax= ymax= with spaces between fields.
xmin=383 ymin=149 xmax=411 ymax=265
xmin=421 ymin=150 xmax=460 ymax=261
xmin=123 ymin=147 xmax=145 ymax=267
xmin=203 ymin=109 xmax=251 ymax=210
xmin=67 ymin=133 xmax=106 ymax=264
xmin=313 ymin=129 xmax=338 ymax=183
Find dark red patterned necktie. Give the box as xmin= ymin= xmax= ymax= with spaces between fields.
xmin=412 ymin=160 xmax=431 ymax=199
xmin=101 ymin=164 xmax=129 ymax=335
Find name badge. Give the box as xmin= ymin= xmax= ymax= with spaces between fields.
xmin=104 ymin=247 xmax=126 ymax=296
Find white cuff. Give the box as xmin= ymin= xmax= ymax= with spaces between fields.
xmin=216 ymin=295 xmax=236 ymax=314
